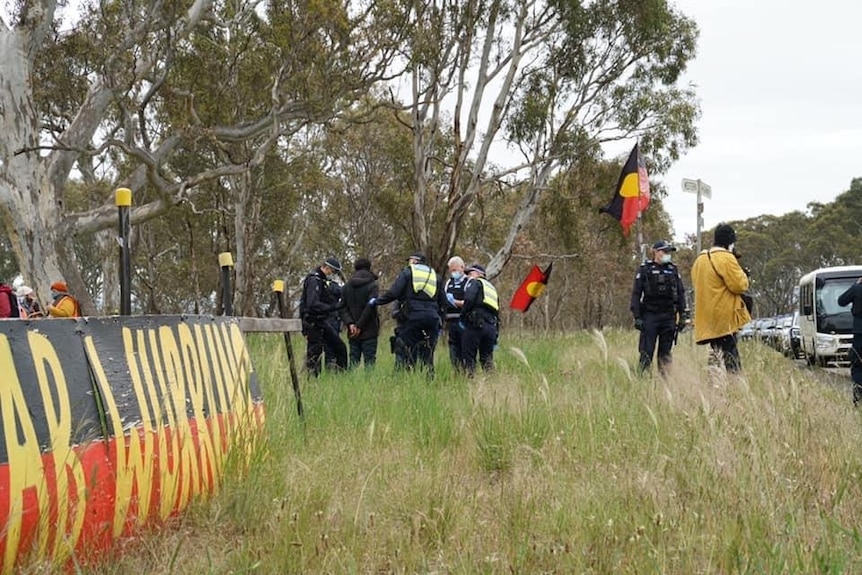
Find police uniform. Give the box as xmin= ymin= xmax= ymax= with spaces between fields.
xmin=460 ymin=264 xmax=499 ymax=376
xmin=838 ymin=280 xmax=862 ymax=404
xmin=372 ymin=253 xmax=446 ymax=374
xmin=300 ymin=259 xmax=348 ymax=377
xmin=323 ymin=279 xmax=344 ymax=369
xmin=444 ymin=273 xmax=467 ymax=368
xmin=630 ymin=241 xmax=687 ymax=374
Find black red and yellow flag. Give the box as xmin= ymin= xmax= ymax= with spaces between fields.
xmin=599 ymin=143 xmax=651 ymax=235
xmin=510 ymin=263 xmax=553 ymax=312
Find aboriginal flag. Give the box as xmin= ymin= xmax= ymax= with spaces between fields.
xmin=599 ymin=143 xmax=651 ymax=235
xmin=510 ymin=263 xmax=553 ymax=313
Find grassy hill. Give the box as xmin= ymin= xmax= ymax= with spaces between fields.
xmin=76 ymin=330 xmax=862 ymax=574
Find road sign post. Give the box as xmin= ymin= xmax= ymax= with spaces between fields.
xmin=682 ymin=178 xmax=712 ymax=255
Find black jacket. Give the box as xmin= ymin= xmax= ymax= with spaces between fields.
xmin=375 ymin=265 xmax=446 ymax=321
xmin=299 ymin=268 xmax=337 ymax=322
xmin=340 ymin=270 xmax=380 ymax=340
xmin=463 ymin=278 xmax=499 ymax=323
xmin=837 ymin=282 xmax=862 ymax=333
xmin=630 ymin=260 xmax=686 ymax=318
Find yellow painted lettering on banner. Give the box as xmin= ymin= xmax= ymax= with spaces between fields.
xmin=203 ymin=324 xmax=232 ymax=442
xmin=28 ymin=331 xmax=86 ymax=562
xmin=145 ymin=329 xmax=181 ymax=520
xmin=193 ymin=324 xmax=224 ymax=486
xmin=158 ymin=326 xmax=199 ymax=511
xmin=86 ymin=329 xmax=154 ymax=538
xmin=178 ymin=324 xmax=216 ymax=493
xmin=212 ymin=324 xmax=240 ymax=438
xmin=229 ymin=323 xmax=254 ymax=418
xmin=0 ymin=335 xmax=48 ymax=574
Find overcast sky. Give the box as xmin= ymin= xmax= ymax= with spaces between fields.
xmin=646 ymin=0 xmax=862 ymax=242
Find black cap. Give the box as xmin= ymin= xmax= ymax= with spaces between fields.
xmin=714 ymin=223 xmax=736 ymax=248
xmin=407 ymin=252 xmax=427 ymax=264
xmin=652 ymin=240 xmax=677 ymax=252
xmin=466 ymin=263 xmax=486 ymax=276
xmin=323 ymin=257 xmax=342 ymax=273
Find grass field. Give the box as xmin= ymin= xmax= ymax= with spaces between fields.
xmin=73 ymin=329 xmax=862 ymax=574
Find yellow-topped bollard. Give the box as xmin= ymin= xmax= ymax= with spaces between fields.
xmin=272 ymin=279 xmax=285 ymax=293
xmin=218 ymin=252 xmax=234 ymax=268
xmin=115 ymin=187 xmax=132 ymax=207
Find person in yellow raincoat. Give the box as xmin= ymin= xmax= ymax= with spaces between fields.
xmin=691 ymin=223 xmax=751 ymax=372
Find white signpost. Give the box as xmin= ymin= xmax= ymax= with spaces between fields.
xmin=682 ymin=178 xmax=712 ymax=254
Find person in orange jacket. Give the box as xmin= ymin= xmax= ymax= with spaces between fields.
xmin=47 ymin=281 xmax=81 ymax=318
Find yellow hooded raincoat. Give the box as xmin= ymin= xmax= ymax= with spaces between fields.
xmin=691 ymin=247 xmax=751 ymax=343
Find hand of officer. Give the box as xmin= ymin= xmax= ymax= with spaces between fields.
xmin=446 ymin=293 xmax=456 ymax=306
xmin=676 ymin=321 xmax=686 ymax=333
xmin=367 ymin=297 xmax=377 ymax=307
xmin=634 ymin=318 xmax=644 ymax=331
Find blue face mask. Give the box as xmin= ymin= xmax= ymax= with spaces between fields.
xmin=451 ymin=271 xmax=463 ymax=280
xmin=660 ymin=254 xmax=672 ymax=264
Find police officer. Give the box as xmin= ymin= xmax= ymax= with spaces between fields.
xmin=460 ymin=263 xmax=499 ymax=377
xmin=631 ymin=240 xmax=687 ymax=375
xmin=838 ymin=276 xmax=862 ymax=405
xmin=299 ymin=257 xmax=348 ymax=377
xmin=323 ymin=267 xmax=345 ymax=370
xmin=443 ymin=256 xmax=467 ymax=370
xmin=370 ymin=253 xmax=446 ymax=375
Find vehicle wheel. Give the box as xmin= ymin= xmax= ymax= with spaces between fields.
xmin=805 ymin=352 xmax=816 ymax=366
xmin=817 ymin=355 xmax=829 ymax=368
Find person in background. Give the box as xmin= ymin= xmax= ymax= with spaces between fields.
xmin=299 ymin=257 xmax=348 ymax=376
xmin=323 ymin=263 xmax=346 ymax=370
xmin=459 ymin=263 xmax=500 ymax=377
xmin=630 ymin=240 xmax=687 ymax=375
xmin=340 ymin=257 xmax=380 ymax=369
xmin=370 ymin=253 xmax=445 ymax=376
xmin=47 ymin=281 xmax=81 ymax=318
xmin=17 ymin=285 xmax=43 ymax=318
xmin=690 ymin=223 xmax=750 ymax=373
xmin=838 ymin=276 xmax=862 ymax=405
xmin=0 ymin=280 xmax=19 ymax=318
xmin=443 ymin=256 xmax=467 ymax=370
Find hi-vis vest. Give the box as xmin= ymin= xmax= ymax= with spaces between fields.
xmin=479 ymin=279 xmax=499 ymax=311
xmin=409 ymin=264 xmax=437 ymax=298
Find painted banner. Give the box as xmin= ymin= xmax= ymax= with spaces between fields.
xmin=0 ymin=315 xmax=263 ymax=572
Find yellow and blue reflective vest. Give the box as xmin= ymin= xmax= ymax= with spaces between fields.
xmin=478 ymin=278 xmax=499 ymax=311
xmin=410 ymin=264 xmax=437 ymax=299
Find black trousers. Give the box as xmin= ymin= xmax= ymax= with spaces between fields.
xmin=702 ymin=333 xmax=742 ymax=373
xmin=462 ymin=320 xmax=497 ymax=376
xmin=398 ymin=315 xmax=439 ymax=374
xmin=850 ymin=333 xmax=862 ymax=404
xmin=349 ymin=337 xmax=378 ymax=369
xmin=638 ymin=311 xmax=676 ymax=374
xmin=305 ymin=321 xmax=347 ymax=377
xmin=447 ymin=321 xmax=463 ymax=369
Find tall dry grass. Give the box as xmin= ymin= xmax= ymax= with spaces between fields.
xmin=63 ymin=330 xmax=862 ymax=574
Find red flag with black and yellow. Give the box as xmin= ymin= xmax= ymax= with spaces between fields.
xmin=599 ymin=143 xmax=650 ymax=235
xmin=510 ymin=263 xmax=553 ymax=313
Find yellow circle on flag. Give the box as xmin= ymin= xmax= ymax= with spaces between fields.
xmin=526 ymin=281 xmax=545 ymax=297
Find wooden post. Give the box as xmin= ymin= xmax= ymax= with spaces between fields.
xmin=115 ymin=188 xmax=132 ymax=315
xmin=273 ymin=279 xmax=303 ymax=418
xmin=219 ymin=252 xmax=234 ymax=316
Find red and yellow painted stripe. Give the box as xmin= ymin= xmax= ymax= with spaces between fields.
xmin=0 ymin=316 xmax=263 ymax=572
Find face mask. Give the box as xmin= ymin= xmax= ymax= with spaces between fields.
xmin=51 ymin=290 xmax=59 ymax=299
xmin=728 ymin=243 xmax=735 ymax=252
xmin=660 ymin=254 xmax=672 ymax=264
xmin=451 ymin=271 xmax=463 ymax=280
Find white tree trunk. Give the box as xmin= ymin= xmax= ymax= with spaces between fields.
xmin=0 ymin=29 xmax=71 ymax=305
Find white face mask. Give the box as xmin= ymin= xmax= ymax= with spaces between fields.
xmin=660 ymin=254 xmax=672 ymax=264
xmin=728 ymin=243 xmax=735 ymax=252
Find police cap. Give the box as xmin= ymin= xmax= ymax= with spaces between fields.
xmin=465 ymin=263 xmax=486 ymax=276
xmin=652 ymin=240 xmax=677 ymax=252
xmin=407 ymin=252 xmax=427 ymax=264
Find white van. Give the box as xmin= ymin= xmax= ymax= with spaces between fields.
xmin=798 ymin=266 xmax=862 ymax=366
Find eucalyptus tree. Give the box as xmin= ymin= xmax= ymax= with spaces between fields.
xmin=395 ymin=0 xmax=700 ymax=276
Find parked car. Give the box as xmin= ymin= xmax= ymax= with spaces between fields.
xmin=757 ymin=317 xmax=777 ymax=344
xmin=789 ymin=315 xmax=803 ymax=359
xmin=739 ymin=321 xmax=756 ymax=341
xmin=773 ymin=313 xmax=796 ymax=355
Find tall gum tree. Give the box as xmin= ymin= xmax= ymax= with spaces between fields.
xmin=396 ymin=0 xmax=700 ymax=276
xmin=0 ymin=0 xmax=406 ymax=313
